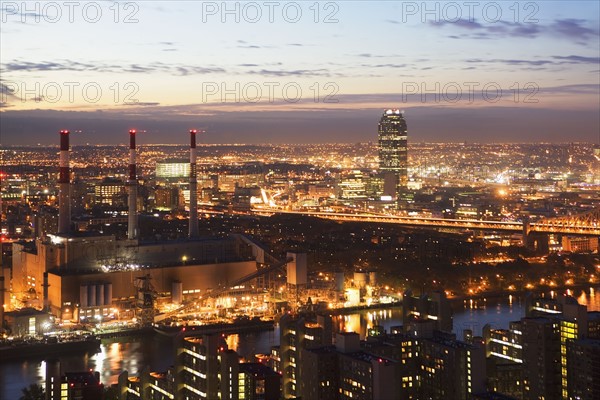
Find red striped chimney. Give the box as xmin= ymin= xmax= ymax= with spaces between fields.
xmin=127 ymin=129 xmax=139 ymax=240
xmin=188 ymin=129 xmax=199 ymax=238
xmin=58 ymin=130 xmax=71 ymax=233
xmin=129 ymin=129 xmax=137 ymax=180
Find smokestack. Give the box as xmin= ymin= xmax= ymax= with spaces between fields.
xmin=128 ymin=130 xmax=139 ymax=240
xmin=188 ymin=129 xmax=199 ymax=238
xmin=58 ymin=130 xmax=71 ymax=234
xmin=43 ymin=272 xmax=50 ymax=312
xmin=0 ymin=276 xmax=5 ymax=333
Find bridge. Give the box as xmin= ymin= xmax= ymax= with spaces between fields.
xmin=250 ymin=208 xmax=600 ymax=236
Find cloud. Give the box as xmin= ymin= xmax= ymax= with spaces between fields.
xmin=0 ymin=6 xmax=50 ymax=24
xmin=432 ymin=20 xmax=537 ymax=39
xmin=123 ymin=64 xmax=155 ymax=73
xmin=2 ymin=59 xmax=226 ymax=75
xmin=122 ymin=102 xmax=160 ymax=106
xmin=431 ymin=19 xmax=484 ymax=30
xmin=430 ymin=18 xmax=598 ymax=44
xmin=0 ymin=80 xmax=22 ymax=105
xmin=465 ymin=56 xmax=600 ymax=67
xmin=1 ymin=80 xmax=18 ymax=96
xmin=466 ymin=58 xmax=554 ymax=66
xmin=539 ymin=84 xmax=600 ymax=95
xmin=552 ymin=55 xmax=600 ymax=64
xmin=502 ymin=23 xmax=543 ymax=37
xmin=174 ymin=66 xmax=226 ymax=76
xmin=550 ymin=19 xmax=598 ymax=42
xmin=237 ymin=40 xmax=263 ymax=49
xmin=3 ymin=60 xmax=95 ymax=72
xmin=361 ymin=64 xmax=408 ymax=69
xmin=246 ymin=69 xmax=333 ymax=77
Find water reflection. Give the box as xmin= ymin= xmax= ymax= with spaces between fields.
xmin=454 ymin=296 xmax=524 ymax=336
xmin=2 ymin=287 xmax=600 ymax=399
xmin=225 ymin=329 xmax=279 ymax=360
xmin=333 ymin=308 xmax=401 ymax=340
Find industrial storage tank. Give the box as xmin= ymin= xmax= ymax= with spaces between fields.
xmin=368 ymin=271 xmax=377 ymax=287
xmin=88 ymin=284 xmax=96 ymax=307
xmin=354 ymin=271 xmax=367 ymax=288
xmin=172 ymin=280 xmax=183 ymax=304
xmin=286 ymin=252 xmax=308 ymax=286
xmin=80 ymin=285 xmax=88 ymax=308
xmin=104 ymin=283 xmax=113 ymax=306
xmin=96 ymin=284 xmax=105 ymax=306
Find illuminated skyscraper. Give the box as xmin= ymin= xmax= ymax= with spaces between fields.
xmin=378 ymin=109 xmax=408 ymax=199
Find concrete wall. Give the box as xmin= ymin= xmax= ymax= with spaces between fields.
xmin=48 ymin=260 xmax=257 ymax=311
xmin=12 ymin=236 xmax=256 ymax=314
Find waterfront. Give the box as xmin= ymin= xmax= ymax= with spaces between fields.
xmin=1 ymin=287 xmax=598 ymax=399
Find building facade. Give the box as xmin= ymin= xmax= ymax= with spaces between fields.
xmin=378 ymin=109 xmax=408 ymax=199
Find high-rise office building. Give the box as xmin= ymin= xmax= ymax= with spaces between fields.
xmin=521 ymin=317 xmax=561 ymax=400
xmin=46 ymin=363 xmax=104 ymax=400
xmin=420 ymin=331 xmax=486 ymax=399
xmin=177 ymin=334 xmax=238 ymax=399
xmin=566 ymin=338 xmax=600 ymax=400
xmin=238 ymin=363 xmax=281 ymax=400
xmin=277 ymin=313 xmax=333 ymax=398
xmin=94 ymin=177 xmax=125 ymax=206
xmin=156 ymin=159 xmax=190 ymax=181
xmin=483 ymin=321 xmax=524 ymax=399
xmin=118 ymin=333 xmax=280 ymax=400
xmin=378 ymin=109 xmax=408 ymax=199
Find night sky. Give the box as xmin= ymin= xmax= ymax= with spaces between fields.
xmin=1 ymin=1 xmax=599 ymax=145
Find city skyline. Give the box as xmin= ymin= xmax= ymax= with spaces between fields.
xmin=1 ymin=1 xmax=599 ymax=144
xmin=1 ymin=2 xmax=600 ymax=399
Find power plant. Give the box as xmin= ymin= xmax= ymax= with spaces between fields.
xmin=8 ymin=130 xmax=264 ymax=324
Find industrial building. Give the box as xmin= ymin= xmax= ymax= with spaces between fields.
xmin=7 ymin=130 xmax=263 ymax=323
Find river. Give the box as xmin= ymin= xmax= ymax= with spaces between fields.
xmin=1 ymin=287 xmax=598 ymax=399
